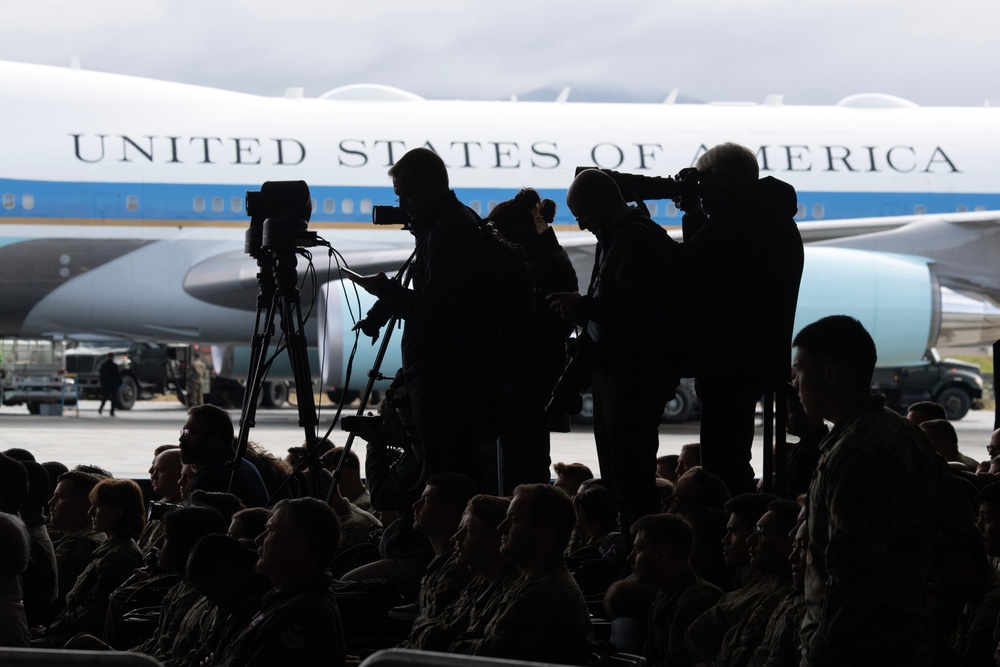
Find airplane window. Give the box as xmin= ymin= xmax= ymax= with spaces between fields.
xmin=212 ymin=197 xmax=224 ymax=212
xmin=647 ymin=202 xmax=658 ymax=217
xmin=956 ymin=205 xmax=968 ymax=212
xmin=342 ymin=199 xmax=354 ymax=214
xmin=323 ymin=199 xmax=335 ymax=214
xmin=487 ymin=201 xmax=499 ymax=214
xmin=3 ymin=193 xmax=14 ymax=209
xmin=311 ymin=198 xmax=317 ymax=214
xmin=126 ymin=195 xmax=138 ymax=211
xmin=812 ymin=204 xmax=824 ymax=219
xmin=230 ymin=197 xmax=242 ymax=212
xmin=360 ymin=198 xmax=372 ymax=214
xmin=914 ymin=205 xmax=926 ymax=215
xmin=193 ymin=197 xmax=206 ymax=212
xmin=975 ymin=205 xmax=986 ymax=211
xmin=22 ymin=194 xmax=35 ymax=210
xmin=666 ymin=202 xmax=678 ymax=218
xmin=795 ymin=205 xmax=805 ymax=219
xmin=470 ymin=200 xmax=482 ymax=215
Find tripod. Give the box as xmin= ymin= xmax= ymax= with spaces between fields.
xmin=231 ymin=182 xmax=325 ymax=501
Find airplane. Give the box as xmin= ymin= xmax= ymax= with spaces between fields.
xmin=2 ymin=59 xmax=999 ymax=400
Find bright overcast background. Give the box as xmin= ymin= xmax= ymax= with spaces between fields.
xmin=1 ymin=0 xmax=998 ymax=106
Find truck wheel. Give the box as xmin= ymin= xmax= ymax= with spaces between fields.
xmin=571 ymin=391 xmax=595 ymax=425
xmin=116 ymin=376 xmax=138 ymax=411
xmin=662 ymin=387 xmax=695 ymax=423
xmin=261 ymin=381 xmax=289 ymax=408
xmin=27 ymin=402 xmax=40 ymax=415
xmin=936 ymin=386 xmax=972 ymax=420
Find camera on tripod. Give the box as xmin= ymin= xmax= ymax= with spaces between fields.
xmin=245 ymin=180 xmax=319 ymax=254
xmin=575 ymin=166 xmax=702 ymax=208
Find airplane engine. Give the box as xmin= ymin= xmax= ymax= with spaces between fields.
xmin=795 ymin=247 xmax=935 ymax=365
xmin=317 ymin=281 xmax=403 ymax=393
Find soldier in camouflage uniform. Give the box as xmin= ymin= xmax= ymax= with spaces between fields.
xmin=398 ymin=473 xmax=477 ymax=630
xmin=34 ymin=478 xmax=145 ymax=644
xmin=451 ymin=483 xmax=594 ymax=665
xmin=793 ymin=316 xmax=972 ymax=667
xmin=627 ymin=513 xmax=722 ymax=667
xmin=748 ymin=515 xmax=808 ymax=667
xmin=44 ymin=471 xmax=105 ymax=622
xmin=406 ymin=494 xmax=518 ymax=651
xmin=686 ymin=493 xmax=777 ymax=662
xmin=215 ymin=498 xmax=346 ymax=667
xmin=713 ymin=499 xmax=799 ymax=667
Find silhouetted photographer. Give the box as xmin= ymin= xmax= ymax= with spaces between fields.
xmin=679 ymin=143 xmax=803 ymax=495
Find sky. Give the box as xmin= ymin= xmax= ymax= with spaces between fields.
xmin=1 ymin=0 xmax=999 ymax=106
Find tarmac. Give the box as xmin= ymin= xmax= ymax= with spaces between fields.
xmin=0 ymin=397 xmax=995 ymax=481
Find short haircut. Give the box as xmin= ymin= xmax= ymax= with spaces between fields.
xmin=387 ymin=147 xmax=449 ymax=190
xmin=21 ymin=460 xmax=50 ymax=510
xmin=3 ymin=448 xmax=36 ymax=462
xmin=908 ymin=401 xmax=947 ymax=421
xmin=793 ymin=315 xmax=878 ymax=380
xmin=0 ymin=512 xmax=30 ymax=575
xmin=74 ymin=464 xmax=113 ymax=478
xmin=695 ymin=143 xmax=760 ymax=185
xmin=187 ymin=533 xmax=258 ymax=587
xmin=57 ymin=470 xmax=102 ymax=499
xmin=188 ymin=404 xmax=236 ymax=452
xmin=465 ymin=494 xmax=510 ymax=530
xmin=921 ymin=419 xmax=959 ymax=448
xmin=553 ymin=462 xmax=594 ymax=484
xmin=632 ymin=513 xmax=694 ymax=558
xmin=513 ymin=483 xmax=576 ymax=552
xmin=324 ymin=446 xmax=359 ymax=469
xmin=573 ymin=485 xmax=619 ymax=529
xmin=657 ymin=454 xmax=679 ymax=468
xmin=765 ymin=498 xmax=801 ymax=534
xmin=231 ymin=507 xmax=271 ymax=541
xmin=687 ymin=467 xmax=732 ymax=509
xmin=273 ymin=497 xmax=341 ymax=569
xmin=189 ymin=490 xmax=246 ymax=524
xmin=975 ymin=480 xmax=1000 ymax=506
xmin=0 ymin=453 xmax=28 ymax=514
xmin=42 ymin=462 xmax=69 ymax=495
xmin=90 ymin=478 xmax=147 ymax=539
xmin=425 ymin=473 xmax=478 ymax=514
xmin=725 ymin=493 xmax=778 ymax=528
xmin=163 ymin=505 xmax=229 ymax=565
xmin=154 ymin=444 xmax=180 ymax=456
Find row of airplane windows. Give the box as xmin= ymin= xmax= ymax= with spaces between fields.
xmin=0 ymin=193 xmax=991 ymax=220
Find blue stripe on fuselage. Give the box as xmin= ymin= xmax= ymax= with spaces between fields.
xmin=2 ymin=177 xmax=999 ymax=226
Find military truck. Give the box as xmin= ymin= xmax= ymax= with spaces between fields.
xmin=65 ymin=342 xmax=193 ymax=410
xmin=0 ymin=339 xmax=74 ymax=414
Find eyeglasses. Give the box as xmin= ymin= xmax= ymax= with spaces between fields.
xmin=179 ymin=428 xmax=195 ymax=442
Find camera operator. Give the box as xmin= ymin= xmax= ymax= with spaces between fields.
xmin=548 ymin=168 xmax=684 ymax=540
xmin=351 ymin=147 xmax=502 ymax=493
xmin=679 ymin=142 xmax=803 ymax=496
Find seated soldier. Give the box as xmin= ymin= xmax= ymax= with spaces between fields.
xmin=18 ymin=460 xmax=59 ymax=627
xmin=629 ymin=513 xmax=723 ymax=667
xmin=34 ymin=478 xmax=145 ymax=645
xmin=553 ymin=461 xmax=594 ymax=498
xmin=215 ymin=497 xmax=347 ymax=666
xmin=922 ymin=419 xmax=980 ymax=472
xmin=46 ymin=471 xmax=105 ymax=620
xmin=667 ymin=466 xmax=731 ymax=518
xmin=675 ymin=444 xmax=702 ymax=479
xmin=451 ymin=483 xmax=595 ymax=665
xmin=393 ymin=474 xmax=476 ymax=622
xmin=748 ymin=504 xmax=808 ymax=667
xmin=0 ymin=512 xmax=31 ymax=647
xmin=323 ymin=446 xmax=375 ymax=512
xmin=906 ymin=400 xmax=947 ymax=425
xmin=686 ymin=493 xmax=777 ymax=663
xmin=229 ymin=507 xmax=270 ymax=542
xmin=713 ymin=498 xmax=799 ymax=667
xmin=407 ymin=495 xmax=518 ymax=651
xmin=187 ymin=534 xmax=274 ymax=665
xmin=138 ymin=446 xmax=183 ymax=550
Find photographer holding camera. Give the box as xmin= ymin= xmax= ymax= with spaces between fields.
xmin=351 ymin=148 xmax=502 ymax=492
xmin=549 ymin=168 xmax=685 ymax=539
xmin=680 ymin=143 xmax=803 ymax=496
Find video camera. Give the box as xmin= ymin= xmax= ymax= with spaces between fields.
xmin=244 ymin=180 xmax=319 ymax=255
xmin=575 ymin=166 xmax=702 ymax=208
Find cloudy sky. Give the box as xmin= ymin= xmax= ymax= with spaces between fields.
xmin=2 ymin=0 xmax=998 ymax=106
